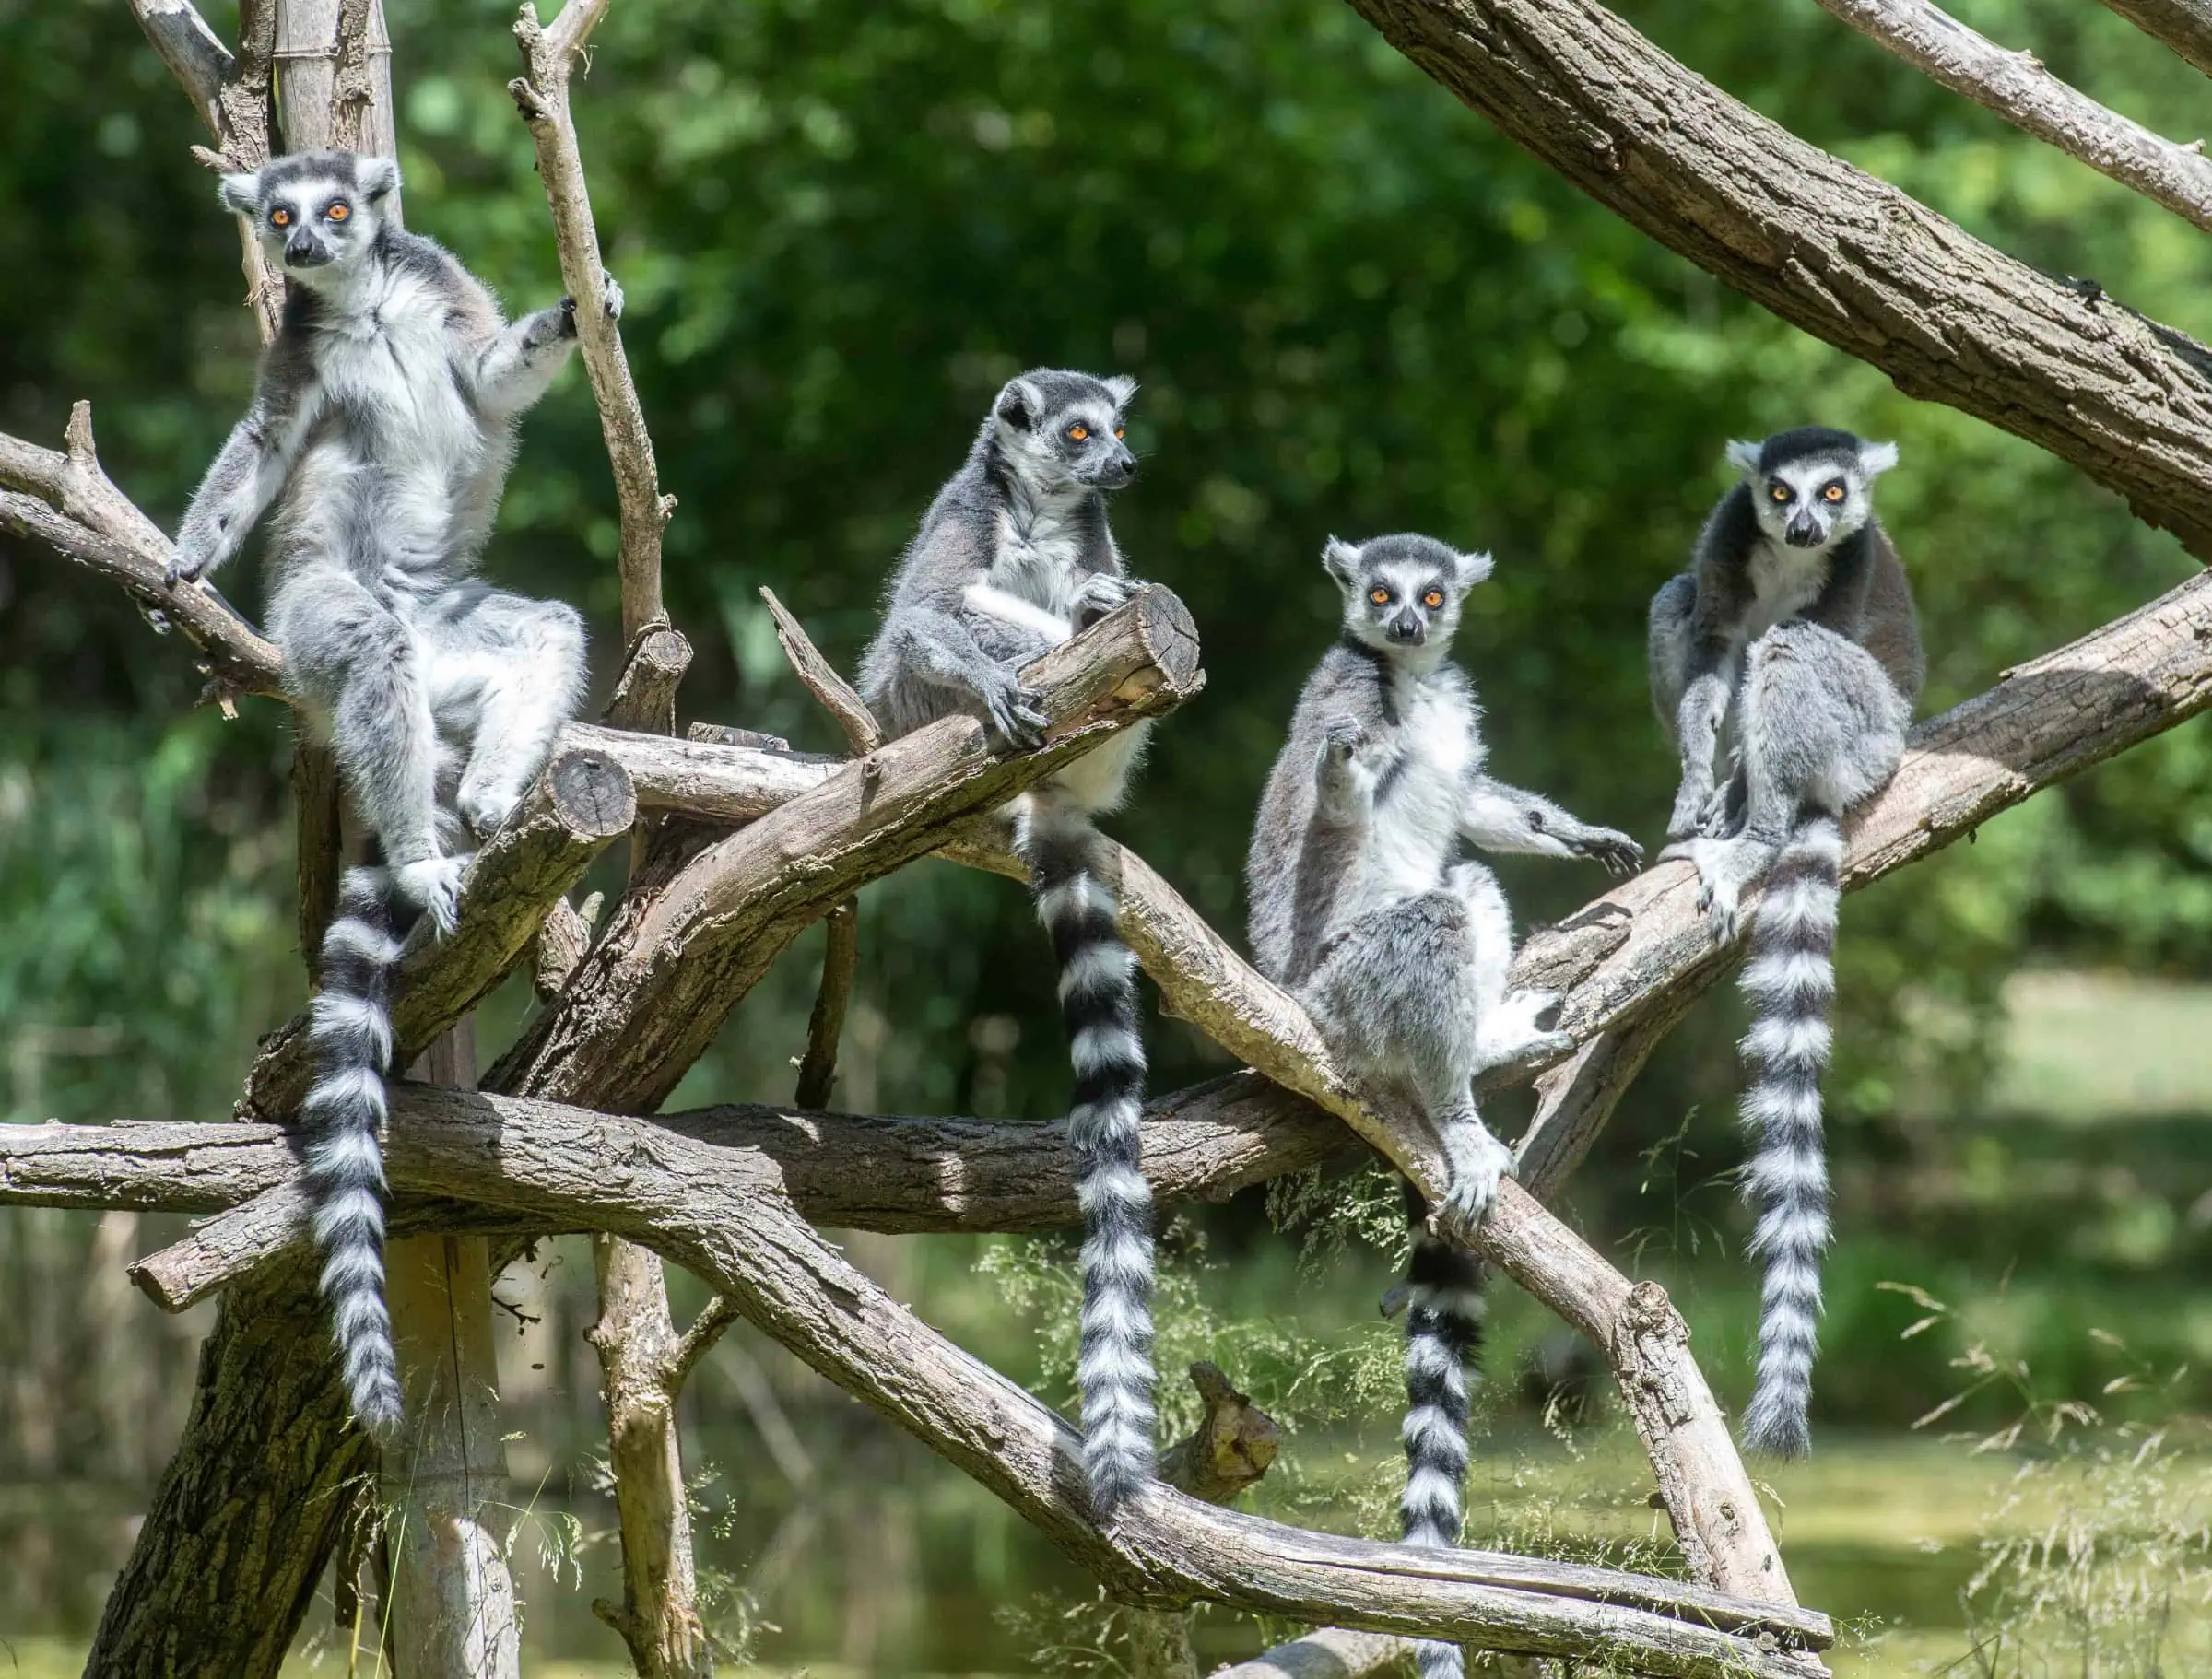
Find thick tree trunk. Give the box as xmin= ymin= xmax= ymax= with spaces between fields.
xmin=82 ymin=1255 xmax=371 ymax=1677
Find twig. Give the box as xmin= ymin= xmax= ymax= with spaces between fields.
xmin=510 ymin=0 xmax=671 ymax=642
xmin=1810 ymin=0 xmax=2212 ymax=234
xmin=2096 ymin=0 xmax=2212 ymax=79
xmin=794 ymin=901 xmax=857 ymax=1110
xmin=759 ymin=586 xmax=884 ymax=753
xmin=327 ymin=0 xmax=381 ymax=151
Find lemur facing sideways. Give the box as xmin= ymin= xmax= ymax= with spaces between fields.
xmin=171 ymin=151 xmax=611 ymax=1438
xmin=857 ymin=369 xmax=1158 ymax=1515
xmin=1647 ymin=427 xmax=1922 ymax=1458
xmin=1248 ymin=535 xmax=1641 ymax=1679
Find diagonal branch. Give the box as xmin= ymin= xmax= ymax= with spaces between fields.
xmin=2097 ymin=0 xmax=2212 ymax=80
xmin=510 ymin=0 xmax=672 ymax=641
xmin=484 ymin=586 xmax=1205 ymax=1112
xmin=1809 ymin=0 xmax=2212 ymax=234
xmin=1344 ymin=0 xmax=2212 ymax=555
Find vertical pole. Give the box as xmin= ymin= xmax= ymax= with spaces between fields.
xmin=382 ymin=1022 xmax=523 ymax=1679
xmin=273 ymin=6 xmax=523 ymax=1668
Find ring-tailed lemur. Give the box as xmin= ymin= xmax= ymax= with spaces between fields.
xmin=1647 ymin=427 xmax=1922 ymax=1457
xmin=171 ymin=151 xmax=608 ymax=1438
xmin=1248 ymin=534 xmax=1641 ymax=1679
xmin=857 ymin=369 xmax=1157 ymax=1515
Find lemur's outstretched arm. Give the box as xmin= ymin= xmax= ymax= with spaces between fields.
xmin=467 ymin=274 xmax=622 ymax=417
xmin=1460 ymin=775 xmax=1642 ymax=875
xmin=170 ymin=395 xmax=318 ymax=585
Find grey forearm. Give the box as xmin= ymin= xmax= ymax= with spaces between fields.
xmin=174 ymin=417 xmax=278 ymax=580
xmin=1460 ymin=776 xmax=1582 ymax=855
xmin=471 ymin=304 xmax=576 ymax=414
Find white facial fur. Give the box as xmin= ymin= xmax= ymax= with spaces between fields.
xmin=222 ymin=158 xmax=401 ymax=291
xmin=1324 ymin=535 xmax=1490 ymax=669
xmin=1728 ymin=438 xmax=1896 ymax=552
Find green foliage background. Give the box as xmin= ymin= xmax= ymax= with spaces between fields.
xmin=4 ymin=0 xmax=2212 ymax=1457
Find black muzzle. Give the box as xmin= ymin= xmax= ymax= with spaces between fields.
xmin=1386 ymin=612 xmax=1426 ymax=645
xmin=1784 ymin=514 xmax=1825 ymax=548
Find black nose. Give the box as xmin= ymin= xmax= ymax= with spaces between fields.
xmin=1386 ymin=613 xmax=1425 ymax=644
xmin=1784 ymin=516 xmax=1823 ymax=548
xmin=284 ymin=232 xmax=319 ymax=266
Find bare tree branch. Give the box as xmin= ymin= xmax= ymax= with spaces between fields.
xmin=760 ymin=584 xmax=885 ymax=753
xmin=1345 ymin=0 xmax=2212 ymax=555
xmin=105 ymin=1074 xmax=1345 ymax=1308
xmin=1210 ymin=1627 xmax=1415 ymax=1679
xmin=794 ymin=899 xmax=858 ymax=1110
xmin=125 ymin=0 xmax=235 ymax=132
xmin=2098 ymin=0 xmax=2212 ymax=78
xmin=1809 ymin=0 xmax=2212 ymax=233
xmin=510 ymin=0 xmax=673 ymax=641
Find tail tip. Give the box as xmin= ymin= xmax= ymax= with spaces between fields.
xmin=350 ymin=1376 xmax=406 ymax=1445
xmin=1741 ymin=1390 xmax=1812 ymax=1460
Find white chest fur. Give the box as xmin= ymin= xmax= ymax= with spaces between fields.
xmin=989 ymin=486 xmax=1093 ymax=619
xmin=1364 ymin=668 xmax=1482 ymax=900
xmin=1743 ymin=540 xmax=1828 ymax=641
xmin=307 ymin=267 xmax=483 ymax=467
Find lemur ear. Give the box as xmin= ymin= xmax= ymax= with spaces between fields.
xmin=995 ymin=379 xmax=1042 ymax=432
xmin=1860 ymin=440 xmax=1900 ymax=477
xmin=357 ymin=156 xmax=402 ymax=203
xmin=1724 ymin=439 xmax=1763 ymax=477
xmin=1454 ymin=549 xmax=1495 ymax=588
xmin=1321 ymin=537 xmax=1363 ymax=589
xmin=1103 ymin=374 xmax=1138 ymax=407
xmin=218 ymin=172 xmax=262 ymax=217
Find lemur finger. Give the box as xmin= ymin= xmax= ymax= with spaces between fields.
xmin=600 ymin=273 xmax=624 ymax=322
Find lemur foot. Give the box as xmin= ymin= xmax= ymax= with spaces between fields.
xmin=982 ymin=670 xmax=1051 ymax=751
xmin=393 ymin=856 xmax=471 ymax=937
xmin=1072 ymin=572 xmax=1138 ymax=629
xmin=1678 ymin=838 xmax=1745 ymax=942
xmin=164 ymin=538 xmax=214 ymax=588
xmin=1475 ymin=988 xmax=1571 ymax=1072
xmin=1433 ymin=1124 xmax=1517 ymax=1244
xmin=457 ymin=780 xmax=525 ymax=842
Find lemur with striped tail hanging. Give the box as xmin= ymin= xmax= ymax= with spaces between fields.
xmin=1248 ymin=534 xmax=1640 ymax=1679
xmin=171 ymin=151 xmax=607 ymax=1437
xmin=1648 ymin=427 xmax=1922 ymax=1457
xmin=857 ymin=369 xmax=1158 ymax=1515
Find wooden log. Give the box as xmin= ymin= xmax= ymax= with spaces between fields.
xmin=242 ymin=742 xmax=635 ymax=1121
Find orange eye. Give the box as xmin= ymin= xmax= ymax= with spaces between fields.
xmin=1369 ymin=587 xmax=1390 ymax=605
xmin=1770 ymin=484 xmax=1789 ymax=502
xmin=1067 ymin=425 xmax=1088 ymax=442
xmin=1423 ymin=589 xmax=1444 ymax=608
xmin=271 ymin=209 xmax=290 ymax=228
xmin=326 ymin=203 xmax=350 ymax=221
xmin=1114 ymin=427 xmax=1125 ymax=440
xmin=1822 ymin=483 xmax=1845 ymax=503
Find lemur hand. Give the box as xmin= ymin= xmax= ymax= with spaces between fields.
xmin=1321 ymin=716 xmax=1369 ymax=761
xmin=1071 ymin=571 xmax=1138 ymax=630
xmin=393 ymin=856 xmax=471 ymax=939
xmin=558 ymin=272 xmax=624 ymax=335
xmin=981 ymin=668 xmax=1050 ymax=751
xmin=1432 ymin=1122 xmax=1517 ymax=1244
xmin=1574 ymin=825 xmax=1644 ymax=878
xmin=166 ymin=531 xmax=217 ymax=588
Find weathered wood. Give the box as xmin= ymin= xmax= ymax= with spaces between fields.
xmin=759 ymin=585 xmax=885 ymax=753
xmin=335 ymin=1094 xmax=1834 ymax=1671
xmin=291 ymin=740 xmax=345 ymax=965
xmin=1211 ymin=1627 xmax=1416 ymax=1679
xmin=566 ymin=721 xmax=835 ymax=822
xmin=2098 ymin=0 xmax=2212 ymax=76
xmin=1159 ymin=1362 xmax=1281 ymax=1506
xmin=511 ymin=0 xmax=672 ymax=642
xmin=794 ymin=900 xmax=858 ymax=1109
xmin=605 ymin=627 xmax=693 ymax=739
xmin=82 ymin=1073 xmax=1341 ymax=1306
xmin=1809 ymin=0 xmax=2212 ymax=233
xmin=1343 ymin=0 xmax=2212 ymax=556
xmin=486 ymin=586 xmax=1205 ymax=1113
xmin=587 ymin=1235 xmax=716 ymax=1679
xmin=243 ymin=743 xmax=636 ymax=1121
xmin=81 ymin=1255 xmax=373 ymax=1677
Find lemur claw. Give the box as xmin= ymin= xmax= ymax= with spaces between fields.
xmin=599 ymin=272 xmax=624 ymax=322
xmin=985 ymin=678 xmax=1050 ymax=750
xmin=1583 ymin=828 xmax=1644 ymax=876
xmin=1435 ymin=1129 xmax=1517 ymax=1244
xmin=394 ymin=856 xmax=470 ymax=938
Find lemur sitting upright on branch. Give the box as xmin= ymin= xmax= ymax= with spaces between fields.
xmin=171 ymin=150 xmax=615 ymax=1438
xmin=857 ymin=369 xmax=1159 ymax=1517
xmin=1248 ymin=534 xmax=1640 ymax=1679
xmin=1647 ymin=426 xmax=1922 ymax=1458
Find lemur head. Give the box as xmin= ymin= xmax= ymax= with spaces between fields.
xmin=219 ymin=151 xmax=400 ymax=285
xmin=988 ymin=370 xmax=1139 ymax=494
xmin=1726 ymin=427 xmax=1898 ymax=551
xmin=1322 ymin=534 xmax=1493 ymax=665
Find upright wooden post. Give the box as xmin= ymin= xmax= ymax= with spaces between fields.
xmin=275 ymin=6 xmax=524 ymax=1669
